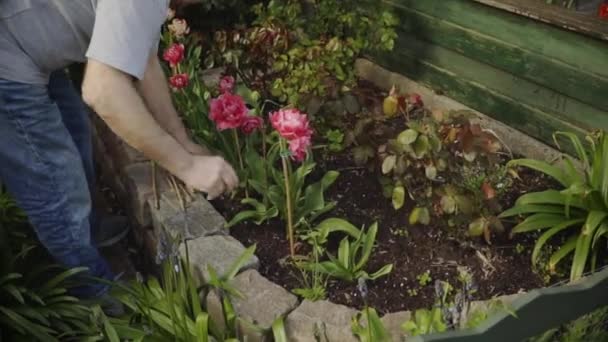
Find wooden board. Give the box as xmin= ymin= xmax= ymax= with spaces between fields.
xmin=375 ymin=0 xmax=608 ymax=147
xmin=474 ymin=0 xmax=608 ymax=41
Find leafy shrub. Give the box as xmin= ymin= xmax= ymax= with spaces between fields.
xmin=501 ymin=131 xmax=608 ymax=281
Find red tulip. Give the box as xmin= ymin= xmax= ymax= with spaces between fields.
xmin=163 ymin=43 xmax=185 ymax=67
xmin=169 ymin=73 xmax=189 ymax=89
xmin=288 ymin=135 xmax=311 ymax=162
xmin=240 ymin=115 xmax=263 ymax=135
xmin=209 ymin=93 xmax=248 ymax=131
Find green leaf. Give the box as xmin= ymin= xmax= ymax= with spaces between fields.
xmin=409 ymin=207 xmax=430 ymax=226
xmin=382 ymin=156 xmax=397 ymax=174
xmin=532 ymin=218 xmax=585 ymax=265
xmin=512 ymin=214 xmax=567 ymax=234
xmin=392 ymin=186 xmax=406 ymax=210
xmin=413 ymin=135 xmax=430 ymax=159
xmin=355 ymin=223 xmax=378 ymax=271
xmin=500 ymin=204 xmax=570 ymax=218
xmin=272 ymin=316 xmax=288 ymax=342
xmin=549 ymin=236 xmax=577 ymax=273
xmin=195 ymin=313 xmax=209 ymax=342
xmin=398 ymin=129 xmax=419 ymax=145
xmin=338 ymin=238 xmax=351 ymax=269
xmin=592 ymin=221 xmax=608 ymax=249
xmin=570 ymin=211 xmax=607 ymax=280
xmin=315 ymin=218 xmax=361 ymax=241
xmin=553 ymin=132 xmax=590 ymax=173
xmin=468 ymin=218 xmax=488 ymax=237
xmin=226 ymin=210 xmax=260 ymax=228
xmin=40 ymin=267 xmax=87 ymax=294
xmin=367 ymin=264 xmax=394 ymax=280
xmin=508 ymin=159 xmax=570 ymax=187
xmin=515 ymin=190 xmax=584 ymax=208
xmin=103 ymin=313 xmax=120 ymax=342
xmin=225 ymin=245 xmax=256 ymax=280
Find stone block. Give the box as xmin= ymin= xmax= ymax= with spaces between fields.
xmin=122 ymin=162 xmax=167 ymax=228
xmin=179 ymin=235 xmax=258 ymax=286
xmin=149 ymin=192 xmax=227 ymax=240
xmin=285 ymin=300 xmax=359 ymax=342
xmin=381 ymin=311 xmax=411 ymax=342
xmin=206 ymin=270 xmax=299 ymax=342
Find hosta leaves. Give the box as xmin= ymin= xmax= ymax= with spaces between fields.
xmin=392 ymin=186 xmax=406 ymax=210
xmin=512 ymin=214 xmax=567 ymax=234
xmin=508 ymin=159 xmax=570 ymax=187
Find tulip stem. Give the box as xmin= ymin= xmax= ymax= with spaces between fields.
xmin=280 ymin=139 xmax=295 ymax=258
xmin=233 ymin=129 xmax=248 ymax=198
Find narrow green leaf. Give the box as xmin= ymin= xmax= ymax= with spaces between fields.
xmin=515 ymin=190 xmax=584 ymax=208
xmin=553 ymin=132 xmax=590 ymax=174
xmin=367 ymin=264 xmax=394 ymax=280
xmin=356 ymin=223 xmax=378 ymax=271
xmin=592 ymin=221 xmax=608 ymax=249
xmin=272 ymin=316 xmax=288 ymax=342
xmin=500 ymin=204 xmax=568 ymax=218
xmin=508 ymin=159 xmax=570 ymax=187
xmin=195 ymin=312 xmax=209 ymax=342
xmin=315 ymin=218 xmax=361 ymax=241
xmin=338 ymin=238 xmax=351 ymax=269
xmin=40 ymin=267 xmax=87 ymax=293
xmin=224 ymin=245 xmax=256 ymax=280
xmin=512 ymin=214 xmax=567 ymax=234
xmin=548 ymin=236 xmax=577 ymax=272
xmin=532 ymin=218 xmax=585 ymax=264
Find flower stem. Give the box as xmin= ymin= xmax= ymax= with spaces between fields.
xmin=233 ymin=129 xmax=248 ymax=198
xmin=280 ymin=139 xmax=295 ymax=258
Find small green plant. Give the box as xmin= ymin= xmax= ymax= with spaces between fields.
xmin=351 ymin=279 xmax=390 ymax=342
xmin=407 ymin=288 xmax=418 ymax=297
xmin=516 ymin=243 xmax=526 ymax=254
xmin=501 ymin=131 xmax=608 ymax=281
xmin=315 ymin=221 xmax=393 ymax=282
xmin=417 ymin=270 xmax=432 ymax=286
xmin=324 ymin=129 xmax=345 ymax=152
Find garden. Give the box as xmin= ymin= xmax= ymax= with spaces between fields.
xmin=1 ymin=0 xmax=608 ymax=341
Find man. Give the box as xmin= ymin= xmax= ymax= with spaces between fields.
xmin=0 ymin=0 xmax=238 ymax=313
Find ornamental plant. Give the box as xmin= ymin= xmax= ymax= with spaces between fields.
xmin=501 ymin=131 xmax=608 ymax=281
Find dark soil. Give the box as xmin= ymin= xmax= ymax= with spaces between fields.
xmin=217 ymin=150 xmax=554 ymax=314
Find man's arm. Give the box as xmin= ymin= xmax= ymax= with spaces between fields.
xmin=136 ymin=55 xmax=209 ymax=155
xmin=82 ymin=60 xmax=237 ymax=199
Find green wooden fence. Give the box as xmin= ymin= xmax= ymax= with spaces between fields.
xmin=372 ymin=0 xmax=608 ymax=148
xmin=410 ymin=266 xmax=608 ymax=341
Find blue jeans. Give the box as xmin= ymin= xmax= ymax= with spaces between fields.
xmin=0 ymin=70 xmax=113 ymax=297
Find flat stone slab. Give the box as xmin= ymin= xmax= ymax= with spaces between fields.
xmin=180 ymin=235 xmax=258 ymax=285
xmin=206 ymin=270 xmax=299 ymax=341
xmin=285 ymin=300 xmax=359 ymax=342
xmin=381 ymin=311 xmax=411 ymax=342
xmin=149 ymin=192 xmax=227 ymax=240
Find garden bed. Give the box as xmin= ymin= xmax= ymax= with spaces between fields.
xmin=216 ymin=79 xmax=557 ymax=314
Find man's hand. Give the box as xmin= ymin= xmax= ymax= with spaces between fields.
xmin=179 ymin=156 xmax=239 ymax=200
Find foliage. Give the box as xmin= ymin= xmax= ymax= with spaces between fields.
xmin=206 ymin=0 xmax=397 ymax=107
xmin=0 ymin=207 xmax=108 ymax=341
xmin=402 ymin=307 xmax=448 ymax=336
xmin=417 ymin=270 xmax=432 ymax=286
xmin=312 ymin=220 xmax=393 ymax=282
xmin=351 ymin=307 xmax=390 ymax=342
xmin=501 ymin=131 xmax=608 ymax=281
xmin=347 ymin=102 xmax=509 ymax=242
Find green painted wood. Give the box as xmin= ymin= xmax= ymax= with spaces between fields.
xmin=373 ymin=35 xmax=587 ymax=145
xmin=390 ymin=4 xmax=608 ymax=111
xmin=410 ymin=266 xmax=608 ymax=342
xmin=374 ymin=0 xmax=608 ymax=148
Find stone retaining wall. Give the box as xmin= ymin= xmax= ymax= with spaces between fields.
xmin=90 ymin=60 xmax=547 ymax=341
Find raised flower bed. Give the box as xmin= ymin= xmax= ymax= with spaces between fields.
xmin=90 ymin=1 xmax=608 ymax=340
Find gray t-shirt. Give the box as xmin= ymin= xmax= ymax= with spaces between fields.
xmin=0 ymin=0 xmax=169 ymax=84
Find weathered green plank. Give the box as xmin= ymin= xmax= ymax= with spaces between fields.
xmin=384 ymin=0 xmax=608 ymax=77
xmin=373 ymin=35 xmax=595 ymax=144
xmin=388 ymin=31 xmax=608 ymax=131
xmin=391 ymin=4 xmax=608 ymax=111
xmin=410 ymin=266 xmax=608 ymax=342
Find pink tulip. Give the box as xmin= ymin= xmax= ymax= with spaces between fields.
xmin=269 ymin=108 xmax=313 ymax=141
xmin=240 ymin=115 xmax=263 ymax=135
xmin=219 ymin=75 xmax=235 ymax=94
